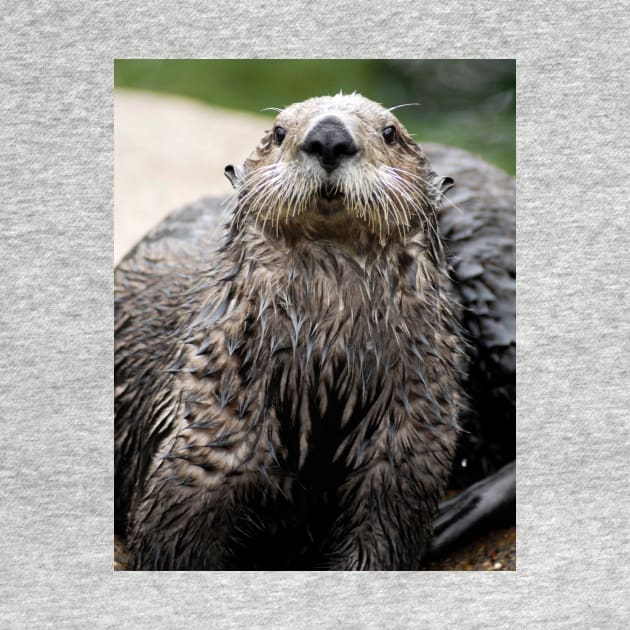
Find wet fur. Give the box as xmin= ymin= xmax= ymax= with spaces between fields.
xmin=115 ymin=94 xmax=467 ymax=570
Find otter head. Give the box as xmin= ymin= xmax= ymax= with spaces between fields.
xmin=226 ymin=93 xmax=453 ymax=248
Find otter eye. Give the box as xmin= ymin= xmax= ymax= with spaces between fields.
xmin=273 ymin=125 xmax=286 ymax=146
xmin=382 ymin=125 xmax=397 ymax=145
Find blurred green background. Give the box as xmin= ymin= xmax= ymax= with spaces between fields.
xmin=115 ymin=59 xmax=515 ymax=175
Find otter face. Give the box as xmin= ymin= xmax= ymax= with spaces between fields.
xmin=227 ymin=93 xmax=452 ymax=245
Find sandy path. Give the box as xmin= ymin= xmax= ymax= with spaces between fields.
xmin=114 ymin=89 xmax=270 ymax=262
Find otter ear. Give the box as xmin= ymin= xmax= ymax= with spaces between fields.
xmin=224 ymin=164 xmax=244 ymax=190
xmin=440 ymin=176 xmax=455 ymax=193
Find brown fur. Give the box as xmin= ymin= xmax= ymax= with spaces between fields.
xmin=115 ymin=94 xmax=466 ymax=570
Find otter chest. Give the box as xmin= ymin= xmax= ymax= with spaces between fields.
xmin=171 ymin=243 xmax=459 ymax=495
xmin=253 ymin=247 xmax=446 ymax=475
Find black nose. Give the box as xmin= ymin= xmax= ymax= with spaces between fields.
xmin=301 ymin=116 xmax=358 ymax=173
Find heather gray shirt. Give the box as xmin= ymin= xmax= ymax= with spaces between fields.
xmin=1 ymin=2 xmax=629 ymax=627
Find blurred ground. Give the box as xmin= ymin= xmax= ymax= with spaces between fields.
xmin=115 ymin=89 xmax=267 ymax=262
xmin=114 ymin=90 xmax=515 ymax=571
xmin=424 ymin=527 xmax=516 ymax=571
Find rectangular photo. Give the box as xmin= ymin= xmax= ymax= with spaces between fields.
xmin=114 ymin=59 xmax=516 ymax=571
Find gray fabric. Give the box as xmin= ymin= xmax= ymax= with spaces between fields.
xmin=1 ymin=2 xmax=629 ymax=627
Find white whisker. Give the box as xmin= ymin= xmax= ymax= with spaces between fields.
xmin=387 ymin=102 xmax=420 ymax=112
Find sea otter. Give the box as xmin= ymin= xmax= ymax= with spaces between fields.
xmin=115 ymin=93 xmax=515 ymax=570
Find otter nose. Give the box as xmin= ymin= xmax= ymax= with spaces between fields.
xmin=301 ymin=116 xmax=358 ymax=173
